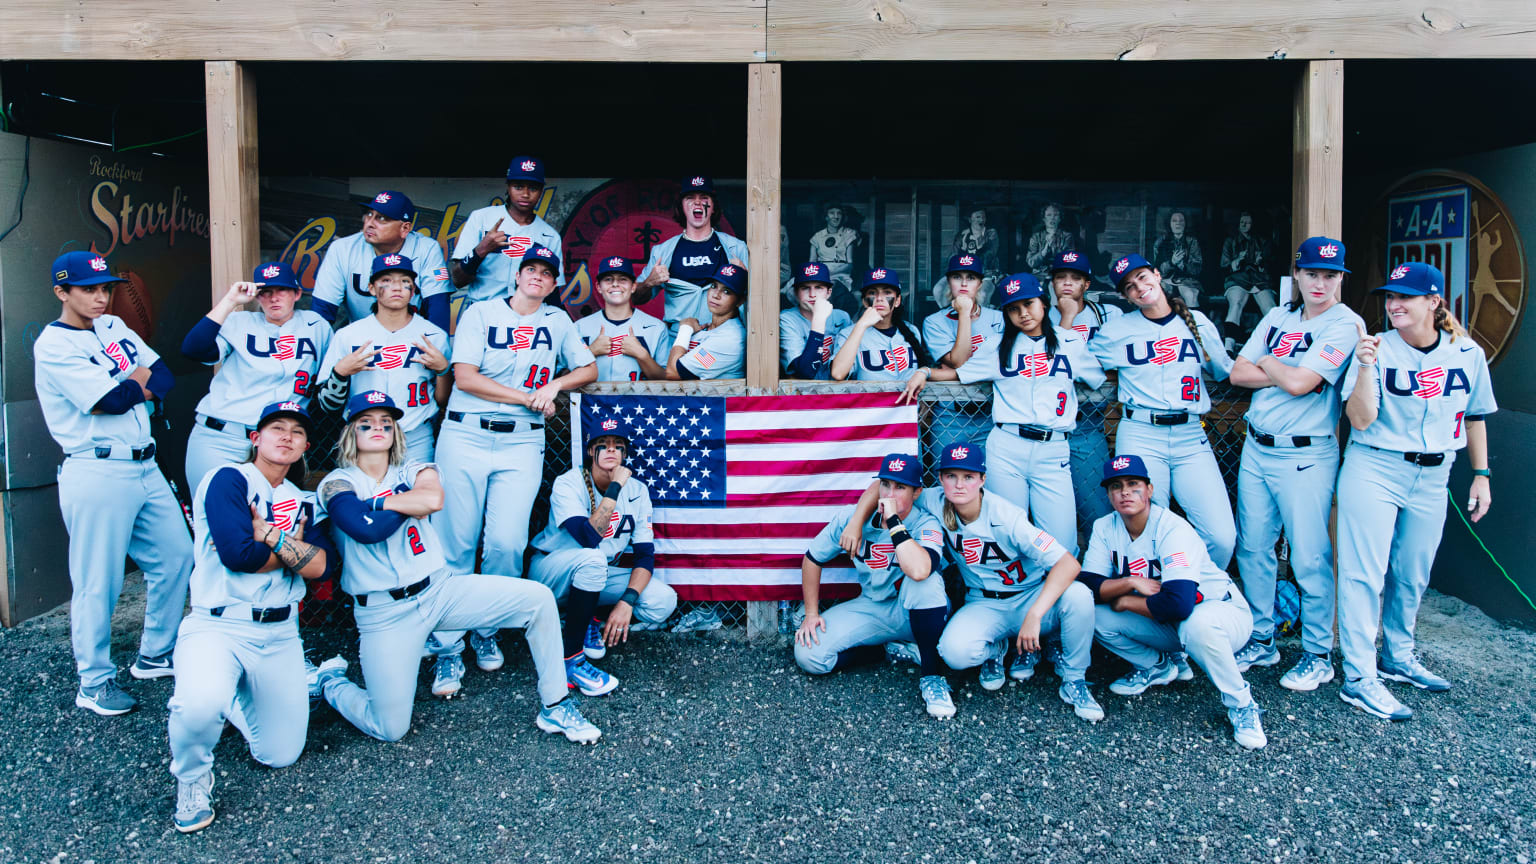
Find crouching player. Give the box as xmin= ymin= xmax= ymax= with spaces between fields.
xmin=794 ymin=454 xmax=953 ymax=718
xmin=528 ymin=420 xmax=678 ymax=696
xmin=1081 ymin=455 xmax=1267 ymax=749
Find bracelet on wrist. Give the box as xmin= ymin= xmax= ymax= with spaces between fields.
xmin=274 ymin=530 xmax=287 ymax=553
xmin=603 ymin=482 xmax=623 ymax=501
xmin=619 ymin=588 xmax=641 ymax=607
xmin=889 ymin=528 xmax=913 ymax=547
xmin=1472 ymin=468 xmax=1491 ymax=478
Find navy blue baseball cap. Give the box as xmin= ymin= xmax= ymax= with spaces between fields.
xmin=253 ymin=261 xmax=304 ymax=291
xmin=506 ymin=156 xmax=546 ymax=184
xmin=680 ymin=174 xmax=715 ymax=195
xmin=794 ymin=261 xmax=833 ymax=286
xmin=876 ymin=453 xmax=922 ymax=488
xmin=1101 ymin=454 xmax=1151 ymax=487
xmin=710 ymin=263 xmax=748 ymax=296
xmin=584 ymin=416 xmax=633 ymax=451
xmin=52 ymin=251 xmax=122 ymax=287
xmin=998 ymin=272 xmax=1046 ymax=306
xmin=593 ymin=255 xmax=634 ymax=281
xmin=520 ymin=244 xmax=560 ymax=274
xmin=939 ymin=441 xmax=986 ymax=473
xmin=360 ymin=190 xmax=415 ymax=223
xmin=946 ymin=253 xmax=984 ymax=277
xmin=1375 ymin=261 xmax=1444 ymax=296
xmin=1294 ymin=236 xmax=1350 ymax=273
xmin=1110 ymin=253 xmax=1154 ymax=287
xmin=862 ymin=267 xmax=901 ymax=291
xmin=369 ymin=253 xmax=417 ymax=281
xmin=344 ymin=390 xmax=404 ymax=423
xmin=256 ymin=400 xmax=315 ymax=436
xmin=1050 ymin=250 xmax=1092 ymax=277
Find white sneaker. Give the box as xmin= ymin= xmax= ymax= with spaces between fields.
xmin=1228 ymin=702 xmax=1267 ymax=749
xmin=470 ymin=633 xmax=504 ymax=672
xmin=920 ymin=675 xmax=956 ymax=719
xmin=536 ymin=699 xmax=601 ymax=744
xmin=978 ymin=640 xmax=1006 ymax=691
xmin=1279 ymin=653 xmax=1334 ymax=692
xmin=1058 ymin=680 xmax=1105 ymax=723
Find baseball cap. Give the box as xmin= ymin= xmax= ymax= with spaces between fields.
xmin=256 ymin=400 xmax=314 ymax=436
xmin=360 ymin=190 xmax=415 ymax=223
xmin=1294 ymin=236 xmax=1350 ymax=273
xmin=593 ymin=256 xmax=634 ymax=281
xmin=946 ymin=253 xmax=984 ymax=277
xmin=344 ymin=390 xmax=404 ymax=423
xmin=1374 ymin=261 xmax=1443 ymax=296
xmin=369 ymin=253 xmax=416 ymax=281
xmin=52 ymin=251 xmax=122 ymax=287
xmin=1101 ymin=454 xmax=1151 ymax=487
xmin=862 ymin=267 xmax=901 ymax=291
xmin=998 ymin=272 xmax=1045 ymax=306
xmin=584 ymin=416 xmax=633 ymax=452
xmin=253 ymin=261 xmax=304 ymax=291
xmin=794 ymin=262 xmax=833 ymax=287
xmin=680 ymin=174 xmax=715 ymax=195
xmin=710 ymin=263 xmax=748 ymax=296
xmin=506 ymin=156 xmax=546 ymax=184
xmin=520 ymin=244 xmax=559 ymax=274
xmin=1109 ymin=253 xmax=1153 ymax=287
xmin=939 ymin=441 xmax=986 ymax=473
xmin=1050 ymin=250 xmax=1092 ymax=277
xmin=875 ymin=453 xmax=922 ymax=488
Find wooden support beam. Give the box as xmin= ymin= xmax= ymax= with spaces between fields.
xmin=1292 ymin=60 xmax=1344 ymax=252
xmin=205 ymin=61 xmax=259 ymax=303
xmin=744 ymin=63 xmax=782 ymax=393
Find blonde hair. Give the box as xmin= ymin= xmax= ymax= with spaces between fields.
xmin=1119 ymin=271 xmax=1208 ymax=362
xmin=941 ymin=489 xmax=983 ymax=532
xmin=336 ymin=413 xmax=406 ymax=467
xmin=1432 ymin=299 xmax=1469 ymax=342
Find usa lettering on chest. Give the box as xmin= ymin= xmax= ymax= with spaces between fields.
xmin=487 ymin=326 xmax=554 ymax=351
xmin=1265 ymin=328 xmax=1314 ymax=358
xmin=247 ymin=334 xmax=319 ymax=361
xmin=1383 ymin=366 xmax=1469 ymax=399
xmin=1125 ymin=337 xmax=1199 ymax=366
xmin=1003 ymin=351 xmax=1073 ymax=378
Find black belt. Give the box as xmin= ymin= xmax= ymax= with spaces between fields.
xmin=995 ymin=423 xmax=1060 ymax=442
xmin=1402 ymin=451 xmax=1446 ymax=467
xmin=210 ymin=603 xmax=291 ymax=623
xmin=1248 ymin=426 xmax=1315 ymax=448
xmin=354 ymin=575 xmax=432 ymax=607
xmin=446 ymin=411 xmax=543 ymax=433
xmin=1124 ymin=407 xmax=1193 ymax=426
xmin=201 ymin=416 xmax=251 ymax=434
xmin=978 ymin=587 xmax=1025 ymax=599
xmin=94 ymin=442 xmax=156 ymax=461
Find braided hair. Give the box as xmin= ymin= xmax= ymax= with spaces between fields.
xmin=1120 ymin=269 xmax=1209 ymax=363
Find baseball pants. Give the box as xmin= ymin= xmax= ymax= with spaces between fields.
xmin=984 ymin=427 xmax=1080 ymax=556
xmin=528 ymin=548 xmax=678 ymax=626
xmin=794 ymin=576 xmax=948 ymax=675
xmin=1094 ymin=597 xmax=1255 ymax=709
xmin=185 ymin=418 xmax=252 ymax=492
xmin=323 ymin=573 xmax=569 ymax=742
xmin=1235 ymin=436 xmax=1339 ymax=654
xmin=167 ymin=610 xmax=307 ymax=783
xmin=937 ymin=581 xmax=1095 ymax=682
xmin=1335 ymin=444 xmax=1452 ymax=682
xmin=59 ymin=456 xmax=193 ymax=689
xmin=1115 ymin=418 xmax=1236 ymax=568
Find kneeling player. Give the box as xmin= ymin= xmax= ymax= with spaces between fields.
xmin=1081 ymin=455 xmax=1267 ymax=749
xmin=794 ymin=454 xmax=952 ymax=718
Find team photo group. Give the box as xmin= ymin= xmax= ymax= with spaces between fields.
xmin=33 ymin=155 xmax=1496 ymax=834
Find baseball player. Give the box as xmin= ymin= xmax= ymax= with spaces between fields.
xmin=311 ymin=189 xmax=452 ymax=330
xmin=830 ymin=268 xmax=932 ymax=382
xmin=167 ymin=401 xmax=339 ymax=832
xmin=528 ymin=421 xmax=678 ymax=696
xmin=636 ymin=175 xmax=749 ymax=334
xmin=1226 ymin=237 xmax=1363 ymax=691
xmin=1082 ymin=455 xmax=1266 ymax=749
xmin=450 ymin=156 xmax=563 ymax=307
xmin=780 ymin=262 xmax=852 ymax=380
xmin=181 ymin=261 xmax=331 ymax=491
xmin=665 ymin=264 xmax=747 ymax=380
xmin=35 ymin=251 xmax=194 ymax=716
xmin=794 ymin=454 xmax=953 ymax=719
xmin=576 ymin=256 xmax=672 ymax=382
xmin=311 ymin=391 xmax=599 ymax=743
xmin=1089 ymin=254 xmax=1237 ymax=568
xmin=1335 ymin=261 xmax=1496 ymax=721
xmin=316 ymin=253 xmax=451 ymax=464
xmin=915 ymin=253 xmax=1007 ymax=452
xmin=1048 ymin=250 xmax=1123 ymax=541
xmin=434 ymin=244 xmax=597 ymax=674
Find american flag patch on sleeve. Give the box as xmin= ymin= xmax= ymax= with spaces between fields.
xmin=920 ymin=528 xmax=942 ymax=545
xmin=431 ymin=267 xmax=450 ymax=281
xmin=1164 ymin=551 xmax=1189 ymax=568
xmin=1319 ymin=344 xmax=1346 ymax=367
xmin=697 ymin=350 xmax=717 ymax=369
xmin=1032 ymin=531 xmax=1054 ymax=552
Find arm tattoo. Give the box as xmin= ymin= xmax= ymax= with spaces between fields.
xmin=276 ymin=538 xmax=321 ymax=572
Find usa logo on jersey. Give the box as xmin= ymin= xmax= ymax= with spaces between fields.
xmin=970 ymin=333 xmax=985 ymax=348
xmin=1384 ymin=365 xmax=1470 ymax=399
xmin=1412 ymin=366 xmax=1446 ymax=399
xmin=1126 ymin=337 xmax=1197 ymax=366
xmin=960 ymin=536 xmax=983 ymax=565
xmin=272 ymin=335 xmax=297 ymax=361
xmin=248 ymin=334 xmax=318 ymax=360
xmin=608 ymin=334 xmax=625 ymax=357
xmin=1268 ymin=331 xmax=1311 ymax=358
xmin=819 ymin=334 xmax=833 ymax=361
xmin=601 ymin=509 xmax=622 ymax=539
xmin=500 ymin=237 xmax=534 ymax=259
xmin=103 ymin=341 xmax=132 ymax=372
xmin=865 ymin=542 xmax=896 ymax=569
xmin=488 ymin=325 xmax=553 ymax=351
xmin=374 ymin=344 xmax=409 ymax=370
xmin=270 ymin=497 xmax=300 ymax=531
xmin=882 ymin=346 xmax=911 ymax=373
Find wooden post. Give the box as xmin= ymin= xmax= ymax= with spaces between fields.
xmin=205 ymin=61 xmax=259 ymax=303
xmin=1291 ymin=59 xmax=1343 ymax=251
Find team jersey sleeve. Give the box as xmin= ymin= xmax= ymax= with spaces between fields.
xmin=648 ymin=323 xmax=674 ymax=365
xmin=1465 ymin=347 xmax=1498 ymax=417
xmin=415 ymin=240 xmax=452 ymax=299
xmin=908 ymin=508 xmax=946 ymax=557
xmin=1295 ymin=314 xmax=1358 ymax=383
xmin=1193 ymin=311 xmax=1233 ymax=380
xmin=544 ymin=231 xmax=566 ymax=287
xmin=450 ymin=303 xmax=488 ymax=369
xmin=1086 ymin=323 xmax=1121 ymax=370
xmin=1338 ymin=346 xmax=1379 ymax=402
xmin=429 ymin=326 xmax=453 ymax=372
xmin=1014 ymin=511 xmax=1068 ymax=571
xmin=312 ymin=242 xmax=348 ymax=311
xmin=550 ymin=472 xmax=592 ymax=526
xmin=806 ymin=509 xmax=852 ymax=566
xmin=558 ymin=318 xmax=597 ymax=372
xmin=34 ymin=331 xmax=128 ymax=413
xmin=629 ymin=484 xmax=655 ymax=546
xmin=213 ymin=313 xmax=246 ymax=364
xmin=922 ymin=313 xmax=955 ymax=357
xmin=955 ymin=346 xmax=1001 ymax=384
xmin=681 ymin=325 xmax=745 ymax=379
xmin=449 ymin=209 xmax=483 ymax=262
xmin=638 ymin=237 xmax=670 ymax=284
xmin=205 ymin=467 xmax=276 ymax=572
xmin=779 ymin=314 xmax=806 ymax=373
xmin=1080 ymin=516 xmax=1113 ymax=581
xmin=316 ymin=329 xmax=345 ymax=382
xmin=1062 ymin=332 xmax=1106 ymax=388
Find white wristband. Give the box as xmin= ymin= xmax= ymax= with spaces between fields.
xmin=675 ymin=325 xmax=695 ymax=348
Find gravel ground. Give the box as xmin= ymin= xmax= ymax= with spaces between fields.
xmin=1 ymin=579 xmax=1533 ymax=864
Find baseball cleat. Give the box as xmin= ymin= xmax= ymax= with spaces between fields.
xmin=129 ymin=652 xmax=174 ymax=680
xmin=1042 ymin=639 xmax=1066 ymax=672
xmin=431 ymin=654 xmax=465 ymax=699
xmin=1379 ymin=655 xmax=1451 ymax=692
xmin=1339 ymin=677 xmax=1413 ymax=721
xmin=1109 ymin=656 xmax=1178 ymax=696
xmin=566 ymin=657 xmax=619 ymax=697
xmin=1280 ymin=652 xmax=1334 ymax=692
xmin=174 ymin=773 xmax=215 ymax=834
xmin=310 ymin=656 xmax=348 ymax=697
xmin=1009 ymin=649 xmax=1040 ymax=681
xmin=919 ymin=675 xmax=956 ymax=719
xmin=1233 ymin=638 xmax=1280 ymax=673
xmin=76 ymin=680 xmax=137 ymax=716
xmin=536 ymin=699 xmax=601 ymax=744
xmin=1058 ymin=680 xmax=1105 ymax=723
xmin=583 ymin=618 xmax=607 ymax=661
xmin=470 ymin=633 xmax=504 ymax=672
xmin=1170 ymin=652 xmax=1195 ymax=681
xmin=1228 ymin=702 xmax=1267 ymax=749
xmin=979 ymin=639 xmax=1007 ymax=691
xmin=884 ymin=640 xmax=921 ymax=666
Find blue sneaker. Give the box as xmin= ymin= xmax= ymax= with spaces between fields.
xmin=1234 ymin=638 xmax=1280 ymax=673
xmin=174 ymin=773 xmax=214 ymax=833
xmin=884 ymin=640 xmax=921 ymax=666
xmin=1058 ymin=680 xmax=1105 ymax=723
xmin=470 ymin=633 xmax=504 ymax=672
xmin=130 ymin=652 xmax=174 ymax=680
xmin=1339 ymin=676 xmax=1413 ymax=721
xmin=1228 ymin=702 xmax=1267 ymax=749
xmin=431 ymin=654 xmax=464 ymax=699
xmin=76 ymin=680 xmax=137 ymax=717
xmin=566 ymin=657 xmax=619 ymax=696
xmin=1170 ymin=652 xmax=1195 ymax=681
xmin=1380 ymin=655 xmax=1451 ymax=692
xmin=1109 ymin=656 xmax=1178 ymax=696
xmin=583 ymin=618 xmax=607 ymax=661
xmin=536 ymin=699 xmax=601 ymax=744
xmin=919 ymin=675 xmax=955 ymax=718
xmin=1280 ymin=652 xmax=1334 ymax=692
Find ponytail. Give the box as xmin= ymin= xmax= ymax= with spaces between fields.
xmin=1433 ymin=301 xmax=1469 ymax=343
xmin=891 ymin=311 xmax=933 ymax=369
xmin=1165 ymin=292 xmax=1209 ymax=362
xmin=941 ymin=489 xmax=982 ymax=532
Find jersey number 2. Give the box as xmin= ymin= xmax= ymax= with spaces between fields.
xmin=293 ymin=370 xmax=311 ymax=396
xmin=406 ymin=525 xmax=426 ymax=556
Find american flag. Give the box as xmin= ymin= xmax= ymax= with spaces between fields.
xmin=1319 ymin=344 xmax=1346 ymax=367
xmin=1163 ymin=551 xmax=1189 ymax=568
xmin=573 ymin=392 xmax=920 ymax=601
xmin=431 ymin=267 xmax=450 ymax=282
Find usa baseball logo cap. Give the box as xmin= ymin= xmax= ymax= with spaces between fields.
xmin=1293 ymin=236 xmax=1350 ymax=273
xmin=252 ymin=261 xmax=304 ymax=291
xmin=876 ymin=452 xmax=922 ymax=487
xmin=51 ymin=251 xmax=123 ymax=287
xmin=520 ymin=244 xmax=559 ymax=274
xmin=257 ymin=400 xmax=315 ymax=436
xmin=862 ymin=267 xmax=901 ymax=290
xmin=583 ymin=418 xmax=632 ymax=454
xmin=593 ymin=256 xmax=634 ymax=281
xmin=506 ymin=156 xmax=546 ymax=184
xmin=1101 ymin=453 xmax=1152 ymax=487
xmin=370 ymin=253 xmax=418 ymax=281
xmin=344 ymin=390 xmax=404 ymax=422
xmin=1110 ymin=253 xmax=1153 ymax=287
xmin=999 ymin=272 xmax=1045 ymax=306
xmin=360 ymin=189 xmax=415 ymax=223
xmin=681 ymin=174 xmax=715 ymax=195
xmin=939 ymin=441 xmax=987 ymax=473
xmin=1374 ymin=260 xmax=1444 ymax=296
xmin=793 ymin=262 xmax=832 ymax=287
xmin=945 ymin=253 xmax=984 ymax=277
xmin=1050 ymin=250 xmax=1092 ymax=277
xmin=711 ymin=263 xmax=749 ymax=296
